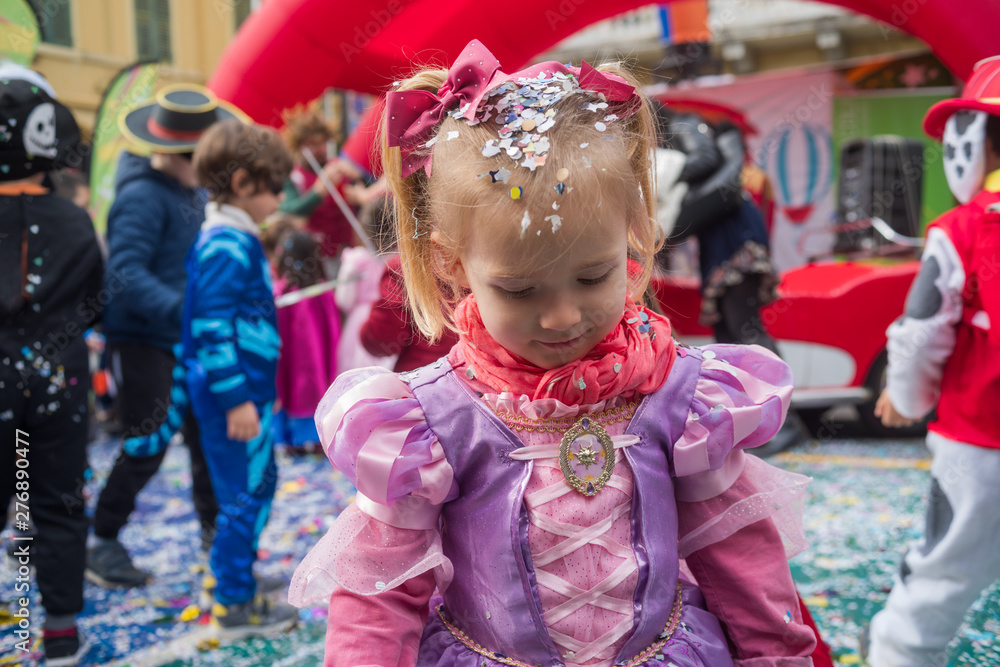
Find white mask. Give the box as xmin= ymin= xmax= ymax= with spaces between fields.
xmin=22 ymin=102 xmax=58 ymax=159
xmin=942 ymin=110 xmax=987 ymax=204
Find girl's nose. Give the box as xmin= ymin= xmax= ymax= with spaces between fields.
xmin=539 ymin=297 xmax=582 ymax=332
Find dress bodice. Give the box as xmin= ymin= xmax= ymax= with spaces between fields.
xmin=407 ymin=350 xmax=702 ymax=666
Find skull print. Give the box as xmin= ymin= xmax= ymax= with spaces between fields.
xmin=22 ymin=102 xmax=58 ymax=159
xmin=942 ymin=110 xmax=987 ymax=204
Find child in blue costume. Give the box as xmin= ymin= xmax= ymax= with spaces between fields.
xmin=184 ymin=118 xmax=298 ymax=637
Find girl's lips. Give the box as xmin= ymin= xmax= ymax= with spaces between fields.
xmin=536 ymin=334 xmax=584 ymax=351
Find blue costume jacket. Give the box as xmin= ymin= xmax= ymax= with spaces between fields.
xmin=181 ymin=203 xmax=279 ymax=413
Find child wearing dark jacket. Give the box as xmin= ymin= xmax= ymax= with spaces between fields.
xmin=0 ymin=68 xmax=103 ymax=667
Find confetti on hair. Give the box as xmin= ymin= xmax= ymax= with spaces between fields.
xmin=580 ymin=142 xmax=589 ymax=148
xmin=449 ymin=68 xmax=628 ymax=186
xmin=582 ymin=156 xmax=592 ymax=168
xmin=447 ymin=130 xmax=460 ymax=141
xmin=490 ymin=167 xmax=511 ymax=183
xmin=510 ymin=185 xmax=523 ymax=199
xmin=425 ymin=136 xmax=439 ymax=148
xmin=546 ymin=214 xmax=563 ymax=233
xmin=554 ymin=182 xmax=566 ymax=195
xmin=411 ymin=206 xmax=427 ymax=238
xmin=551 ymin=201 xmax=560 ymax=210
xmin=556 ymin=168 xmax=569 ymax=182
xmin=595 ymin=122 xmax=607 ymax=132
xmin=520 ymin=210 xmax=531 ymax=238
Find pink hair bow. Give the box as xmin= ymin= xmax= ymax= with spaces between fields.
xmin=386 ymin=39 xmax=641 ymax=179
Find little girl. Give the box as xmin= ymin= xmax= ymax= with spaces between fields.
xmin=291 ymin=40 xmax=816 ymax=667
xmin=273 ymin=230 xmax=340 ymax=451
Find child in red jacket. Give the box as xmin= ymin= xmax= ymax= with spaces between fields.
xmin=867 ymin=55 xmax=1000 ymax=667
xmin=358 ymin=196 xmax=458 ymax=371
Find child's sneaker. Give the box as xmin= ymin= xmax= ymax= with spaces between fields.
xmin=43 ymin=626 xmax=90 ymax=667
xmin=211 ymin=594 xmax=298 ymax=639
xmin=199 ymin=571 xmax=287 ymax=609
xmin=85 ymin=539 xmax=151 ymax=589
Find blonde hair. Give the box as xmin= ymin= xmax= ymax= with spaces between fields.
xmin=383 ymin=65 xmax=660 ymax=342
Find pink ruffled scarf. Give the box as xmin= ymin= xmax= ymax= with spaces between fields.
xmin=449 ymin=295 xmax=676 ymax=405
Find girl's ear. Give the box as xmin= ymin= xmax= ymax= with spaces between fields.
xmin=451 ymin=257 xmax=471 ymax=289
xmin=431 ymin=230 xmax=471 ymax=289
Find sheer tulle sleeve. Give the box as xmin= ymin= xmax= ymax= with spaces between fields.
xmin=289 ymin=369 xmax=457 ymax=607
xmin=673 ymin=345 xmax=810 ymax=559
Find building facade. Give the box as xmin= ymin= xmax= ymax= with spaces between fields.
xmin=27 ymin=0 xmax=254 ymax=134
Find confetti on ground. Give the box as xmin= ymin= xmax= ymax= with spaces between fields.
xmin=2 ymin=432 xmax=997 ymax=666
xmin=775 ymin=439 xmax=1000 ymax=667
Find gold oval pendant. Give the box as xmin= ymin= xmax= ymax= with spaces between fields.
xmin=559 ymin=415 xmax=616 ymax=496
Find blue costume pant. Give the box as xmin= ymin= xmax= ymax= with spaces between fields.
xmin=193 ymin=400 xmax=276 ymax=605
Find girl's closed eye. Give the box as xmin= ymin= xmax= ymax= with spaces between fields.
xmin=579 ymin=270 xmax=613 ymax=286
xmin=495 ymin=284 xmax=535 ymax=299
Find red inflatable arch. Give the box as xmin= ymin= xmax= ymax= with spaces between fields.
xmin=208 ymin=0 xmax=998 ymax=125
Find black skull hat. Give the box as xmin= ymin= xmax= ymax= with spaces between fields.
xmin=0 ymin=75 xmax=81 ymax=181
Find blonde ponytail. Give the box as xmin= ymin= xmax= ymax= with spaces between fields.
xmin=381 ymin=69 xmax=456 ymax=342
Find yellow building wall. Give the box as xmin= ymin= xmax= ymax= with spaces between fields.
xmin=30 ymin=0 xmax=240 ymax=135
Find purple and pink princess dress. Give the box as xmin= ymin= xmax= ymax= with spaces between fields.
xmin=291 ymin=298 xmax=815 ymax=667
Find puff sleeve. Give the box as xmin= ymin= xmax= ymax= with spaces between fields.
xmin=289 ymin=369 xmax=457 ymax=608
xmin=674 ymin=345 xmax=816 ymax=666
xmin=671 ymin=344 xmax=810 ymax=556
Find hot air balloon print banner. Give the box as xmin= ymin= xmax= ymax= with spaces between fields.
xmin=760 ymin=122 xmax=834 ymax=226
xmin=656 ymin=69 xmax=837 ymax=270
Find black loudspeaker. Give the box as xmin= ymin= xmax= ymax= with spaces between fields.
xmin=836 ymin=136 xmax=924 ymax=253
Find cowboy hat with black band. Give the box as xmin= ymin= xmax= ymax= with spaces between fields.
xmin=0 ymin=73 xmax=81 ymax=181
xmin=119 ymin=83 xmax=250 ymax=153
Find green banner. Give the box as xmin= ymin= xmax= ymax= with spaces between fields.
xmin=89 ymin=61 xmax=161 ymax=233
xmin=833 ymin=91 xmax=955 ymax=229
xmin=0 ymin=0 xmax=40 ymax=65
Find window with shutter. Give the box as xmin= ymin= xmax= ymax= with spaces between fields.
xmin=29 ymin=0 xmax=73 ymax=47
xmin=233 ymin=0 xmax=252 ymax=30
xmin=135 ymin=0 xmax=172 ymax=62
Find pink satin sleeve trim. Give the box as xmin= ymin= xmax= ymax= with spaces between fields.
xmin=314 ymin=370 xmax=455 ymax=520
xmin=674 ymin=449 xmax=747 ymax=503
xmin=672 ymin=345 xmax=792 ymax=479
